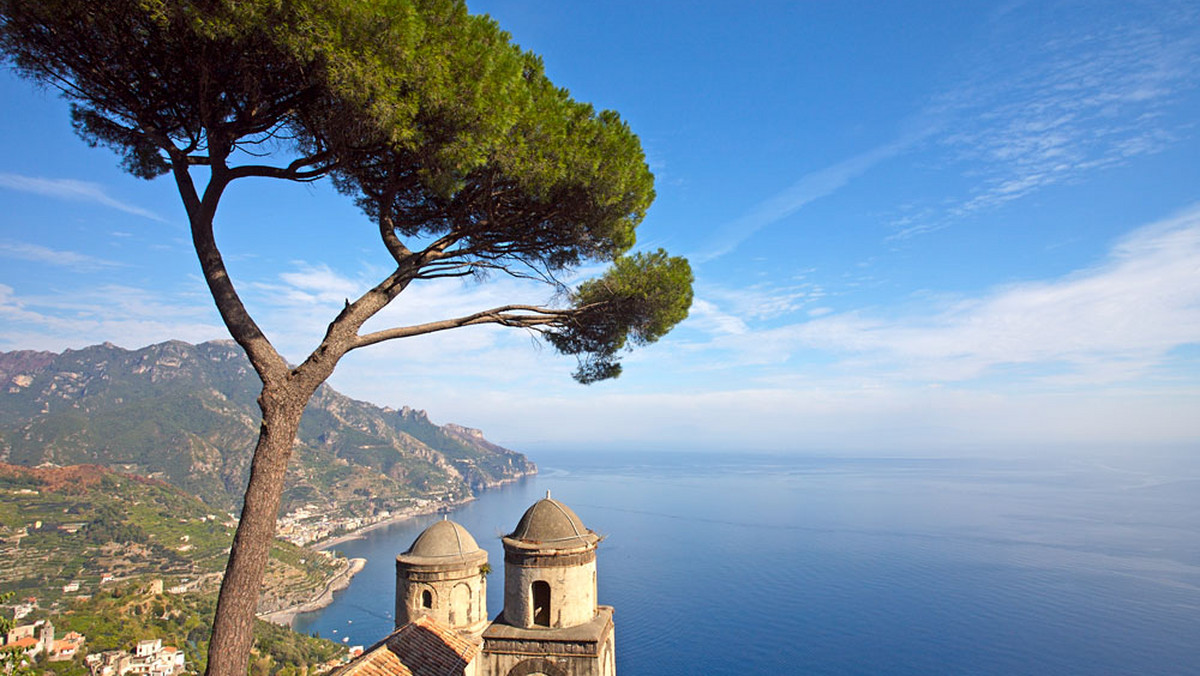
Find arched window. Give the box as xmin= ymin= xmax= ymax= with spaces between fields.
xmin=532 ymin=581 xmax=551 ymax=627
xmin=452 ymin=583 xmax=471 ymax=625
xmin=421 ymin=589 xmax=433 ymax=609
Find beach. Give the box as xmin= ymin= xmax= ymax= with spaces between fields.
xmin=258 ymin=556 xmax=368 ymax=627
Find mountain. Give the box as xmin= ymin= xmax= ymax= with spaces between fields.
xmin=0 ymin=340 xmax=535 ymax=516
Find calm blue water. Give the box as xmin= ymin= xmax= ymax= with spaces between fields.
xmin=293 ymin=451 xmax=1200 ymax=675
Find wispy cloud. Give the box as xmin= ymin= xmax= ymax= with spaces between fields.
xmin=0 ymin=172 xmax=166 ymax=222
xmin=0 ymin=282 xmax=223 ymax=351
xmin=891 ymin=1 xmax=1200 ymax=238
xmin=266 ymin=263 xmax=366 ymax=307
xmin=694 ymin=136 xmax=918 ymax=262
xmin=694 ymin=203 xmax=1200 ymax=386
xmin=702 ymin=279 xmax=826 ymax=321
xmin=0 ymin=241 xmax=122 ymax=270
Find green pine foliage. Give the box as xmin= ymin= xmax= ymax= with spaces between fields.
xmin=549 ymin=250 xmax=694 ymax=383
xmin=0 ymin=3 xmax=692 ymax=671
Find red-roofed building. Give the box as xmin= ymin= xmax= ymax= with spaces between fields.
xmin=339 ymin=616 xmax=480 ymax=676
xmin=50 ymin=631 xmax=86 ymax=661
xmin=3 ymin=619 xmax=56 ymax=658
xmin=7 ymin=636 xmax=40 ymax=656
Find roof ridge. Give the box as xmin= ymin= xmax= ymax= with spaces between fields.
xmin=545 ymin=498 xmax=586 ymax=541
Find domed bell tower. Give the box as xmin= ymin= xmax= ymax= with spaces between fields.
xmin=482 ymin=492 xmax=616 ymax=676
xmin=395 ymin=518 xmax=489 ymax=635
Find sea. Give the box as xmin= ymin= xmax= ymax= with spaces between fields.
xmin=292 ymin=450 xmax=1200 ymax=675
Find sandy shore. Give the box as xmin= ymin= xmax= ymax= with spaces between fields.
xmin=258 ymin=556 xmax=367 ymax=627
xmin=312 ymin=471 xmax=536 ymax=551
xmin=312 ymin=498 xmax=473 ymax=551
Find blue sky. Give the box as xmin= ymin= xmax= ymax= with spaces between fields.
xmin=2 ymin=1 xmax=1199 ymax=455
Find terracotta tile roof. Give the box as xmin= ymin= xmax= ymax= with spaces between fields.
xmin=8 ymin=637 xmax=39 ymax=649
xmin=335 ymin=616 xmax=480 ymax=676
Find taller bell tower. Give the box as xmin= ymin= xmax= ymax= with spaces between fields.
xmin=482 ymin=492 xmax=615 ymax=676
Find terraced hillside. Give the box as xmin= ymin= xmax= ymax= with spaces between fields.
xmin=0 ymin=463 xmax=340 ymax=614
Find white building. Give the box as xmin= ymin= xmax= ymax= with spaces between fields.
xmin=86 ymin=638 xmax=185 ymax=676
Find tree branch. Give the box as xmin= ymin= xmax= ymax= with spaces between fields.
xmin=225 ymin=162 xmax=330 ymax=182
xmin=377 ymin=208 xmax=413 ymax=265
xmin=170 ymin=157 xmax=289 ymax=384
xmin=352 ymin=304 xmax=579 ymax=349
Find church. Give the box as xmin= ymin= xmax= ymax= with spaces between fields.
xmin=335 ymin=493 xmax=616 ymax=676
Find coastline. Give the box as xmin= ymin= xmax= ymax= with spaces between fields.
xmin=312 ymin=496 xmax=473 ymax=551
xmin=261 ymin=470 xmax=536 ymax=627
xmin=258 ymin=556 xmax=367 ymax=627
xmin=312 ymin=471 xmax=536 ymax=550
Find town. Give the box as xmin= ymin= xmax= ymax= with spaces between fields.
xmin=275 ymin=497 xmax=449 ymax=547
xmin=2 ymin=617 xmax=184 ymax=676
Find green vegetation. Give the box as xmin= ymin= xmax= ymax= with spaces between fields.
xmin=1 ymin=0 xmax=690 ymax=670
xmin=0 ymin=340 xmax=535 ymax=517
xmin=550 ymin=250 xmax=695 ymax=383
xmin=1 ymin=591 xmax=32 ymax=676
xmin=33 ymin=583 xmax=345 ymax=676
xmin=1 ymin=466 xmax=347 ymax=675
xmin=0 ymin=464 xmax=339 ymax=612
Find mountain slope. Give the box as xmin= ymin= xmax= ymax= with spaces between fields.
xmin=0 ymin=462 xmax=340 ymax=614
xmin=0 ymin=340 xmax=535 ymax=515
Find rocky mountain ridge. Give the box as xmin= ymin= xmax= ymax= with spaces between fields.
xmin=0 ymin=340 xmax=535 ymax=517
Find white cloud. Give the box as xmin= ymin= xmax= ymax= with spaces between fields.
xmin=5 ymin=203 xmax=1197 ymax=454
xmin=261 ymin=263 xmax=366 ymax=307
xmin=686 ymin=299 xmax=748 ymax=336
xmin=701 ymin=280 xmax=825 ymax=321
xmin=705 ymin=203 xmax=1200 ymax=386
xmin=0 ymin=241 xmax=122 ymax=270
xmin=0 ymin=172 xmax=166 ymax=222
xmin=0 ymin=282 xmax=223 ymax=352
xmin=694 ymin=134 xmax=921 ymax=262
xmin=892 ymin=1 xmax=1200 ymax=237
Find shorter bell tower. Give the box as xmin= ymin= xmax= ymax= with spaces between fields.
xmin=395 ymin=518 xmax=489 ymax=635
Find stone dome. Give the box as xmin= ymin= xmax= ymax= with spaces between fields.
xmin=403 ymin=518 xmax=481 ymax=559
xmin=506 ymin=494 xmax=599 ymax=548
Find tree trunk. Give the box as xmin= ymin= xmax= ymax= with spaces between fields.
xmin=205 ymin=387 xmax=307 ymax=676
